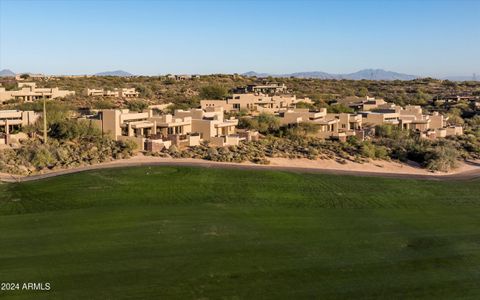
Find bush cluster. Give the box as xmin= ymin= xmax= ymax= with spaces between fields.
xmin=0 ymin=138 xmax=135 ymax=175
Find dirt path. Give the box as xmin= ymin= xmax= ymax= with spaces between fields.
xmin=1 ymin=156 xmax=479 ymax=183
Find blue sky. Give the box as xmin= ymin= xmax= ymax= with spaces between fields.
xmin=0 ymin=0 xmax=479 ymax=76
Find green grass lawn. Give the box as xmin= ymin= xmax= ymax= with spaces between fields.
xmin=1 ymin=166 xmax=480 ymax=299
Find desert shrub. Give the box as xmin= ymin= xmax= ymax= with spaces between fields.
xmin=127 ymin=100 xmax=148 ymax=112
xmin=361 ymin=142 xmax=376 ymax=158
xmin=92 ymin=99 xmax=116 ymax=109
xmin=49 ymin=119 xmax=101 ymax=141
xmin=374 ymin=145 xmax=389 ymax=159
xmin=286 ymin=122 xmax=320 ymax=137
xmin=199 ymin=85 xmax=228 ymax=99
xmin=239 ymin=113 xmax=280 ymax=134
xmin=425 ymin=144 xmax=460 ymax=172
xmin=375 ymin=124 xmax=394 ymax=137
xmin=295 ymin=101 xmax=315 ymax=109
xmin=327 ymin=104 xmax=353 ymax=113
xmin=135 ymin=84 xmax=154 ymax=98
xmin=255 ymin=113 xmax=281 ymax=133
xmin=0 ymin=136 xmax=136 ymax=174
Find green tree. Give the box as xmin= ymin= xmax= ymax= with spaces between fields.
xmin=295 ymin=101 xmax=315 ymax=109
xmin=357 ymin=87 xmax=369 ymax=97
xmin=375 ymin=124 xmax=394 ymax=137
xmin=240 ymin=113 xmax=280 ymax=134
xmin=287 ymin=122 xmax=320 ymax=137
xmin=327 ymin=104 xmax=353 ymax=113
xmin=199 ymin=85 xmax=228 ymax=100
xmin=255 ymin=113 xmax=281 ymax=133
xmin=127 ymin=100 xmax=148 ymax=112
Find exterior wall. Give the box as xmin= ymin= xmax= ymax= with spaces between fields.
xmin=361 ymin=99 xmax=387 ymax=111
xmin=96 ymin=109 xmax=152 ymax=139
xmin=191 ymin=119 xmax=215 ymax=140
xmin=117 ymin=135 xmax=144 ymax=150
xmin=237 ymin=129 xmax=260 ymax=142
xmin=0 ymin=87 xmax=10 ymax=102
xmin=201 ymin=100 xmax=233 ymax=111
xmin=445 ymin=126 xmax=463 ymax=136
xmin=397 ymin=105 xmax=423 ymax=117
xmin=98 ymin=110 xmax=122 ymax=138
xmin=430 ymin=113 xmax=446 ymax=129
xmin=145 ymin=139 xmax=172 ymax=152
xmin=327 ymin=113 xmax=362 ymax=131
xmin=280 ymin=108 xmax=327 ymax=125
xmin=435 ymin=128 xmax=447 ymax=138
xmin=361 ymin=112 xmax=400 ymax=126
xmin=410 ymin=121 xmax=430 ymax=131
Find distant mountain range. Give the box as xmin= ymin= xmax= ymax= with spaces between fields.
xmin=0 ymin=68 xmax=477 ymax=81
xmin=94 ymin=70 xmax=134 ymax=77
xmin=243 ymin=69 xmax=418 ymax=80
xmin=0 ymin=69 xmax=15 ymax=77
xmin=243 ymin=69 xmax=479 ymax=81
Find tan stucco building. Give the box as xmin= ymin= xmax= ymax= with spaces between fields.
xmin=360 ymin=105 xmax=463 ymax=138
xmin=233 ymin=83 xmax=287 ymax=94
xmin=201 ymin=93 xmax=312 ymax=114
xmin=174 ymin=107 xmax=240 ymax=146
xmin=86 ymin=88 xmax=139 ymax=98
xmin=0 ymin=110 xmax=39 ymax=146
xmin=278 ymin=108 xmax=362 ymax=141
xmin=0 ymin=82 xmax=75 ymax=103
xmin=90 ymin=107 xmax=241 ymax=150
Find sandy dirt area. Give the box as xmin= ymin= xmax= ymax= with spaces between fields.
xmin=267 ymin=157 xmax=479 ymax=175
xmin=1 ymin=155 xmax=479 ymax=183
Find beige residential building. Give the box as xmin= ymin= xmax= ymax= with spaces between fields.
xmin=327 ymin=113 xmax=363 ymax=131
xmin=91 ymin=109 xmax=198 ymax=150
xmin=0 ymin=110 xmax=39 ymax=145
xmin=334 ymin=96 xmax=395 ymax=111
xmin=360 ymin=105 xmax=463 ymax=138
xmin=201 ymin=93 xmax=312 ymax=114
xmin=119 ymin=88 xmax=139 ymax=98
xmin=86 ymin=89 xmax=107 ymax=97
xmin=394 ymin=105 xmax=430 ymax=131
xmin=15 ymin=74 xmax=47 ymax=81
xmin=360 ymin=111 xmax=401 ymax=127
xmin=233 ymin=83 xmax=287 ymax=94
xmin=349 ymin=98 xmax=395 ymax=111
xmin=0 ymin=82 xmax=75 ymax=103
xmin=279 ymin=108 xmax=327 ymax=125
xmin=279 ymin=108 xmax=362 ymax=141
xmin=86 ymin=88 xmax=138 ymax=98
xmin=90 ymin=107 xmax=241 ymax=149
xmin=174 ymin=107 xmax=240 ymax=146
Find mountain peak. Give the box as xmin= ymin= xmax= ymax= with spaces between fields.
xmin=94 ymin=70 xmax=134 ymax=77
xmin=0 ymin=69 xmax=16 ymax=77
